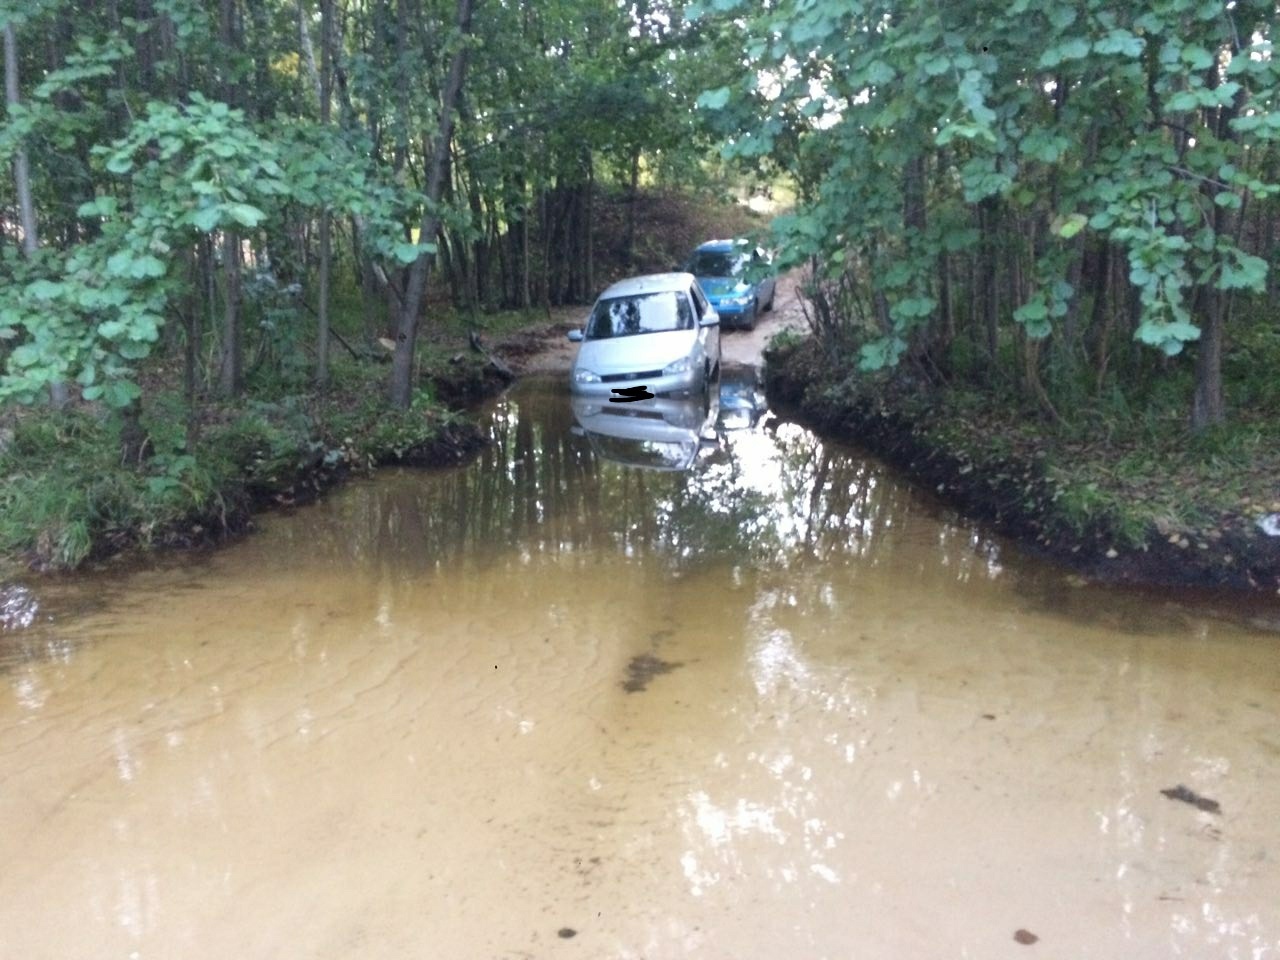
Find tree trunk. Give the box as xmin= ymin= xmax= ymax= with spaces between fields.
xmin=520 ymin=183 xmax=531 ymax=309
xmin=119 ymin=398 xmax=150 ymax=465
xmin=389 ymin=0 xmax=476 ymax=409
xmin=979 ymin=200 xmax=1000 ymax=376
xmin=584 ymin=152 xmax=594 ymax=299
xmin=3 ymin=24 xmax=36 ymax=258
xmin=623 ymin=146 xmax=640 ymax=268
xmin=217 ymin=0 xmax=243 ymax=396
xmin=219 ymin=0 xmax=241 ymax=107
xmin=1191 ymin=288 xmax=1226 ymax=429
xmin=315 ymin=0 xmax=333 ymax=388
xmin=219 ymin=234 xmax=243 ymax=395
xmin=184 ymin=249 xmax=201 ymax=450
xmin=297 ymin=0 xmax=323 ymax=104
xmin=5 ymin=22 xmax=68 ymax=408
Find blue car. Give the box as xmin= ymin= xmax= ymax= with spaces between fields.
xmin=684 ymin=239 xmax=777 ymax=331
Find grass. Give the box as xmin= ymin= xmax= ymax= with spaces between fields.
xmin=0 ymin=409 xmax=231 ymax=569
xmin=767 ymin=330 xmax=1280 ymax=566
xmin=0 ymin=355 xmax=467 ymax=571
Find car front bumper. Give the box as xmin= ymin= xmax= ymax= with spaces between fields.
xmin=711 ymin=301 xmax=755 ymax=327
xmin=570 ymin=366 xmax=702 ymax=398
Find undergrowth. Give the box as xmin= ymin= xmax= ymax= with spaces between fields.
xmin=0 ymin=357 xmax=465 ymax=571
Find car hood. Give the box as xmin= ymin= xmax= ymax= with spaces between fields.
xmin=572 ymin=395 xmax=713 ymax=437
xmin=573 ymin=329 xmax=697 ymax=375
xmin=698 ymin=277 xmax=751 ymax=298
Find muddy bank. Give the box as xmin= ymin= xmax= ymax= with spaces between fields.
xmin=764 ymin=338 xmax=1280 ymax=595
xmin=0 ymin=357 xmax=503 ymax=573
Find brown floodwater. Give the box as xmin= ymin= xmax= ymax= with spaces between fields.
xmin=2 ymin=375 xmax=1279 ymax=959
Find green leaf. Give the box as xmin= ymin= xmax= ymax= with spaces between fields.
xmin=1180 ymin=44 xmax=1215 ymax=70
xmin=225 ymin=203 xmax=265 ymax=228
xmin=858 ymin=336 xmax=907 ymax=371
xmin=106 ymin=250 xmax=135 ymax=276
xmin=697 ymin=87 xmax=731 ymax=110
xmin=1218 ymin=252 xmax=1267 ymax=290
xmin=101 ymin=379 xmax=142 ymax=408
xmin=191 ymin=205 xmax=220 ymax=232
xmin=10 ymin=344 xmax=41 ymax=367
xmin=77 ymin=196 xmax=119 ymax=218
xmin=922 ymin=56 xmax=951 ymax=77
xmin=866 ymin=60 xmax=895 ymax=85
xmin=1014 ymin=300 xmax=1047 ymax=320
xmin=28 ymin=279 xmax=63 ymax=300
xmin=1165 ymin=90 xmax=1201 ymax=112
xmin=1053 ymin=213 xmax=1088 ymax=239
xmin=1094 ymin=30 xmax=1144 ymax=58
xmin=1040 ymin=38 xmax=1089 ymax=68
xmin=127 ymin=255 xmax=166 ymax=279
xmin=1135 ymin=319 xmax=1200 ymax=353
xmin=393 ymin=241 xmax=438 ymax=264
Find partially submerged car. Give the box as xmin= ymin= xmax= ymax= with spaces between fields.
xmin=568 ymin=273 xmax=720 ymax=398
xmin=684 ymin=239 xmax=776 ymax=331
xmin=570 ymin=391 xmax=719 ymax=472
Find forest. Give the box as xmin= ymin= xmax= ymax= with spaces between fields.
xmin=3 ymin=0 xmax=1279 ymax=572
xmin=695 ymin=0 xmax=1280 ymax=432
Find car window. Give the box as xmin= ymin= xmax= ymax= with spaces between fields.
xmin=690 ymin=283 xmax=709 ymax=317
xmin=688 ymin=250 xmax=744 ymax=278
xmin=585 ymin=291 xmax=694 ymax=339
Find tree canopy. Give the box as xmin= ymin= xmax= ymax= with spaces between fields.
xmin=693 ymin=0 xmax=1280 ymax=428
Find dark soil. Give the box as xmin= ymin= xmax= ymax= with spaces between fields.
xmin=763 ymin=338 xmax=1280 ymax=596
xmin=429 ymin=354 xmax=516 ymax=409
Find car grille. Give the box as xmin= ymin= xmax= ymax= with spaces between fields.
xmin=601 ymin=370 xmax=663 ymax=383
xmin=603 ymin=407 xmax=665 ymax=420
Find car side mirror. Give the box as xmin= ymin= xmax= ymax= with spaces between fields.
xmin=567 ymin=329 xmax=584 ymax=342
xmin=700 ymin=310 xmax=720 ymax=327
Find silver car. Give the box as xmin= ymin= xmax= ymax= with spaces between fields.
xmin=570 ymin=392 xmax=720 ymax=472
xmin=567 ymin=273 xmax=721 ymax=398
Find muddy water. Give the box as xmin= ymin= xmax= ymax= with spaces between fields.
xmin=3 ymin=377 xmax=1279 ymax=960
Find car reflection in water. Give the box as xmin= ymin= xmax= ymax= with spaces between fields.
xmin=571 ymin=381 xmax=721 ymax=472
xmin=717 ymin=367 xmax=768 ymax=432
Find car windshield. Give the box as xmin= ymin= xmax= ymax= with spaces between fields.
xmin=688 ymin=250 xmax=745 ymax=278
xmin=588 ymin=435 xmax=697 ymax=470
xmin=585 ymin=291 xmax=694 ymax=339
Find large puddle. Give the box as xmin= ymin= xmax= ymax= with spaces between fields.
xmin=3 ymin=375 xmax=1279 ymax=959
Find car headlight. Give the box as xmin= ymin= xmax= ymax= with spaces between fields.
xmin=721 ymin=294 xmax=753 ymax=307
xmin=573 ymin=369 xmax=601 ymax=383
xmin=663 ymin=357 xmax=692 ymax=375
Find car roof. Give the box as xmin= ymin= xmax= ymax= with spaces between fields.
xmin=694 ymin=239 xmax=749 ymax=252
xmin=597 ymin=272 xmax=695 ymax=300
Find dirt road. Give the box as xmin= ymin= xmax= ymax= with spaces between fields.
xmin=496 ymin=271 xmax=807 ymax=375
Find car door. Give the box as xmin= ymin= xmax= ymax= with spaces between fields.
xmin=691 ymin=281 xmax=719 ymax=365
xmin=753 ymin=247 xmax=776 ymax=307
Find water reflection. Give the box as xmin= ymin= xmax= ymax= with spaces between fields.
xmin=2 ymin=380 xmax=1280 ymax=959
xmin=570 ymin=390 xmax=719 ymax=472
xmin=249 ymin=377 xmax=1014 ymax=590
